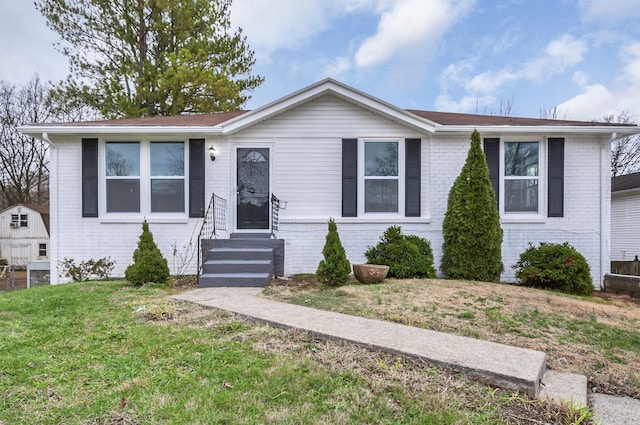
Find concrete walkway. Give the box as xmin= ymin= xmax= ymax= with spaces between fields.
xmin=173 ymin=287 xmax=640 ymax=425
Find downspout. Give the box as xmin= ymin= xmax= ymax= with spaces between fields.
xmin=599 ymin=133 xmax=616 ymax=290
xmin=42 ymin=133 xmax=59 ymax=284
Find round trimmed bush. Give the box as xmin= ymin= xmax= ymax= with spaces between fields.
xmin=365 ymin=226 xmax=436 ymax=279
xmin=513 ymin=242 xmax=593 ymax=295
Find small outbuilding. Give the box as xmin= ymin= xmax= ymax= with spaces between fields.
xmin=0 ymin=204 xmax=50 ymax=268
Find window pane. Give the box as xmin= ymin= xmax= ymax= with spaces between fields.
xmin=365 ymin=141 xmax=398 ymax=176
xmin=151 ymin=142 xmax=184 ymax=176
xmin=365 ymin=179 xmax=398 ymax=212
xmin=505 ymin=142 xmax=538 ymax=176
xmin=107 ymin=179 xmax=140 ymax=212
xmin=505 ymin=179 xmax=538 ymax=212
xmin=151 ymin=179 xmax=185 ymax=213
xmin=106 ymin=143 xmax=140 ymax=176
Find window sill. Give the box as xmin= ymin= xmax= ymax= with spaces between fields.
xmin=280 ymin=216 xmax=431 ymax=224
xmin=98 ymin=215 xmax=190 ymax=224
xmin=501 ymin=216 xmax=546 ymax=224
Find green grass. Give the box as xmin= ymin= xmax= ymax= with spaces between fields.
xmin=0 ymin=281 xmax=547 ymax=424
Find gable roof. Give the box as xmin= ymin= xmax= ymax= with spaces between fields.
xmin=19 ymin=78 xmax=640 ymax=139
xmin=612 ymin=172 xmax=640 ymax=193
xmin=0 ymin=203 xmax=50 ymax=235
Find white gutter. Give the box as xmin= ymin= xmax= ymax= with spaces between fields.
xmin=433 ymin=125 xmax=640 ymax=136
xmin=19 ymin=125 xmax=224 ymax=138
xmin=599 ymin=133 xmax=617 ymax=289
xmin=42 ymin=133 xmax=60 ymax=284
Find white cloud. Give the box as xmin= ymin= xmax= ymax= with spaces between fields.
xmin=572 ymin=71 xmax=590 ymax=86
xmin=321 ymin=56 xmax=352 ymax=78
xmin=579 ymin=0 xmax=640 ymax=24
xmin=231 ymin=0 xmax=385 ymax=59
xmin=231 ymin=1 xmax=337 ymax=57
xmin=556 ymin=84 xmax=616 ymax=120
xmin=557 ymin=42 xmax=640 ymax=122
xmin=0 ymin=1 xmax=68 ymax=84
xmin=354 ymin=0 xmax=476 ymax=68
xmin=435 ymin=93 xmax=495 ymax=113
xmin=463 ymin=34 xmax=587 ymax=94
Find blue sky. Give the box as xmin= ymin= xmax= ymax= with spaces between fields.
xmin=2 ymin=0 xmax=640 ymax=122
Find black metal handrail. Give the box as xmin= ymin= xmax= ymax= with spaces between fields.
xmin=271 ymin=193 xmax=285 ymax=238
xmin=196 ymin=193 xmax=227 ymax=282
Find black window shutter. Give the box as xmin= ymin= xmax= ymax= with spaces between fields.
xmin=189 ymin=139 xmax=206 ymax=218
xmin=548 ymin=138 xmax=564 ymax=217
xmin=82 ymin=138 xmax=99 ymax=217
xmin=483 ymin=138 xmax=500 ymax=206
xmin=405 ymin=138 xmax=421 ymax=217
xmin=342 ymin=138 xmax=358 ymax=217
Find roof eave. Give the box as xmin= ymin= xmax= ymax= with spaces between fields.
xmin=433 ymin=125 xmax=640 ymax=136
xmin=19 ymin=125 xmax=224 ymax=139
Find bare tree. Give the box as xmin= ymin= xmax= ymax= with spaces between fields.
xmin=600 ymin=111 xmax=640 ymax=177
xmin=0 ymin=76 xmax=92 ymax=209
xmin=476 ymin=97 xmax=515 ymax=116
xmin=539 ymin=106 xmax=569 ymax=120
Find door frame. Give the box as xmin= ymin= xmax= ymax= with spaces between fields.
xmin=233 ymin=144 xmax=273 ymax=233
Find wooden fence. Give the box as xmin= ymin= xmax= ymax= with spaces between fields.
xmin=611 ymin=256 xmax=640 ymax=276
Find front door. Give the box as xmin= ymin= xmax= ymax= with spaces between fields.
xmin=236 ymin=148 xmax=270 ymax=230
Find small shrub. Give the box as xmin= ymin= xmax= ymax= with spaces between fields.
xmin=513 ymin=242 xmax=593 ymax=295
xmin=59 ymin=257 xmax=115 ymax=281
xmin=365 ymin=226 xmax=436 ymax=279
xmin=125 ymin=220 xmax=170 ymax=286
xmin=316 ymin=218 xmax=351 ymax=286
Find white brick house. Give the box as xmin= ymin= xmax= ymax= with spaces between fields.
xmin=20 ymin=79 xmax=640 ymax=287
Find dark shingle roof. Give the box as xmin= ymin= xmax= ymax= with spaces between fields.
xmin=41 ymin=111 xmax=248 ymax=127
xmin=612 ymin=172 xmax=640 ymax=192
xmin=32 ymin=109 xmax=635 ymax=128
xmin=406 ymin=110 xmax=633 ymax=127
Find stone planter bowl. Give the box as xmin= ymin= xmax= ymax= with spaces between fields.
xmin=353 ymin=264 xmax=389 ymax=284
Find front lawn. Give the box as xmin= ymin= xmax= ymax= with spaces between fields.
xmin=0 ymin=281 xmax=593 ymax=424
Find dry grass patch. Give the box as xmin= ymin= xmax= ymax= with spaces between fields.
xmin=265 ymin=277 xmax=640 ymax=399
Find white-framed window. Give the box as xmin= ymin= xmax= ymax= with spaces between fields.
xmin=103 ymin=139 xmax=186 ymax=216
xmin=106 ymin=142 xmax=141 ymax=213
xmin=360 ymin=139 xmax=404 ymax=215
xmin=10 ymin=214 xmax=28 ymax=228
xmin=502 ymin=140 xmax=541 ymax=214
xmin=38 ymin=243 xmax=47 ymax=257
xmin=150 ymin=142 xmax=185 ymax=213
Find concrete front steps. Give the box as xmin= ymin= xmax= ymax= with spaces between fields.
xmin=199 ymin=234 xmax=284 ymax=288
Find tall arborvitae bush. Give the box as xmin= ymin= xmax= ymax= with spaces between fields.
xmin=316 ymin=218 xmax=351 ymax=286
xmin=125 ymin=220 xmax=170 ymax=286
xmin=441 ymin=129 xmax=504 ymax=281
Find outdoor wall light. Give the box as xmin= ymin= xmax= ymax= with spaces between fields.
xmin=208 ymin=146 xmax=216 ymax=162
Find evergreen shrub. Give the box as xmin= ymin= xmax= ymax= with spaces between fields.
xmin=316 ymin=218 xmax=351 ymax=286
xmin=441 ymin=129 xmax=504 ymax=281
xmin=125 ymin=220 xmax=170 ymax=286
xmin=513 ymin=242 xmax=593 ymax=295
xmin=365 ymin=226 xmax=436 ymax=279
